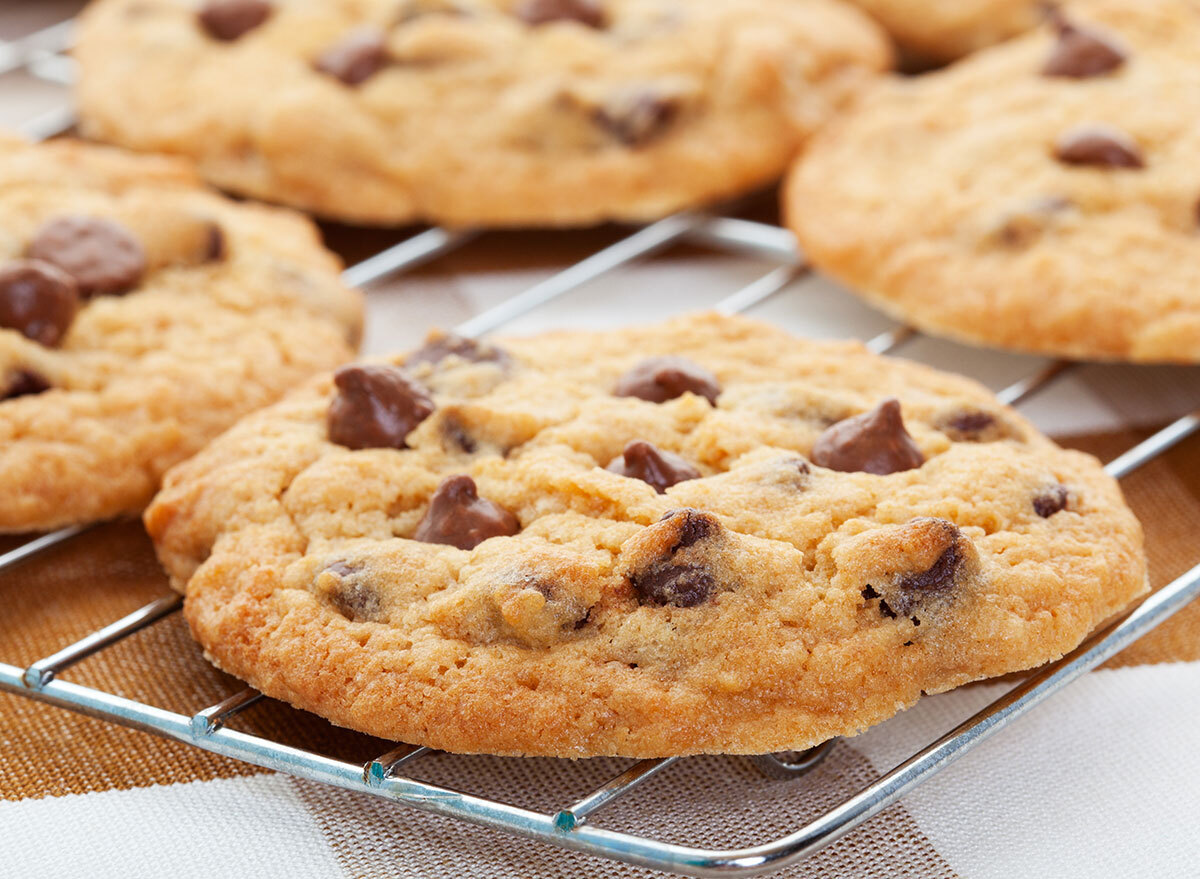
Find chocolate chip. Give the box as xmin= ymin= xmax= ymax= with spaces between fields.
xmin=988 ymin=195 xmax=1073 ymax=247
xmin=198 ymin=0 xmax=272 ymax=41
xmin=606 ymin=440 xmax=699 ymax=493
xmin=631 ymin=563 xmax=713 ymax=608
xmin=891 ymin=540 xmax=962 ymax=615
xmin=204 ymin=223 xmax=226 ymax=262
xmin=861 ymin=584 xmax=880 ymax=600
xmin=594 ymin=90 xmax=679 ymax=147
xmin=1054 ymin=124 xmax=1144 ymax=169
xmin=666 ymin=508 xmax=716 ymax=549
xmin=441 ymin=414 xmax=477 ymax=453
xmin=811 ymin=398 xmax=924 ymax=475
xmin=27 ymin=216 xmax=145 ymax=298
xmin=407 ymin=333 xmax=511 ymax=370
xmin=327 ymin=364 xmax=435 ymax=450
xmin=1 ymin=368 xmax=50 ymax=400
xmin=516 ymin=0 xmax=604 ymax=27
xmin=314 ymin=27 xmax=389 ymax=86
xmin=0 ymin=260 xmax=79 ymax=347
xmin=320 ymin=561 xmax=383 ymax=622
xmin=414 ymin=475 xmax=519 ymax=550
xmin=614 ymin=356 xmax=720 ymax=405
xmin=946 ymin=411 xmax=995 ymax=435
xmin=1043 ymin=17 xmax=1126 ymax=78
xmin=1033 ymin=484 xmax=1069 ymax=518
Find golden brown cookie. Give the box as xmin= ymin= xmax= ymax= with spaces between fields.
xmin=847 ymin=0 xmax=1043 ymax=64
xmin=146 ymin=313 xmax=1146 ymax=757
xmin=74 ymin=0 xmax=890 ymax=226
xmin=0 ymin=135 xmax=362 ymax=532
xmin=787 ymin=0 xmax=1200 ymax=363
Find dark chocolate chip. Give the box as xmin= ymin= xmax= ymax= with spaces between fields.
xmin=946 ymin=411 xmax=996 ymax=435
xmin=322 ymin=561 xmax=382 ymax=622
xmin=861 ymin=584 xmax=880 ymax=600
xmin=811 ymin=398 xmax=925 ymax=475
xmin=407 ymin=333 xmax=511 ymax=370
xmin=594 ymin=90 xmax=679 ymax=147
xmin=516 ymin=0 xmax=605 ymax=27
xmin=606 ymin=440 xmax=700 ymax=493
xmin=414 ymin=475 xmax=519 ymax=550
xmin=1043 ymin=17 xmax=1126 ymax=78
xmin=27 ymin=216 xmax=145 ymax=297
xmin=314 ymin=27 xmax=390 ymax=86
xmin=198 ymin=0 xmax=272 ymax=40
xmin=2 ymin=368 xmax=50 ymax=400
xmin=889 ymin=541 xmax=963 ymax=617
xmin=631 ymin=563 xmax=714 ymax=608
xmin=1054 ymin=124 xmax=1144 ymax=169
xmin=1033 ymin=484 xmax=1069 ymax=518
xmin=441 ymin=414 xmax=477 ymax=453
xmin=327 ymin=364 xmax=435 ymax=450
xmin=614 ymin=356 xmax=720 ymax=406
xmin=666 ymin=507 xmax=717 ymax=550
xmin=204 ymin=223 xmax=227 ymax=262
xmin=877 ymin=599 xmax=898 ymax=619
xmin=0 ymin=260 xmax=80 ymax=347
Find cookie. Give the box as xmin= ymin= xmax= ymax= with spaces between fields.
xmin=786 ymin=0 xmax=1200 ymax=363
xmin=74 ymin=0 xmax=890 ymax=227
xmin=145 ymin=312 xmax=1146 ymax=758
xmin=847 ymin=0 xmax=1042 ymax=64
xmin=0 ymin=136 xmax=362 ymax=533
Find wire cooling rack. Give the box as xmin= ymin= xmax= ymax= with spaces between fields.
xmin=1 ymin=16 xmax=1199 ymax=878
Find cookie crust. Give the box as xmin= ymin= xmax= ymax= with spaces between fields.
xmin=75 ymin=0 xmax=890 ymax=226
xmin=0 ymin=136 xmax=362 ymax=532
xmin=147 ymin=313 xmax=1146 ymax=757
xmin=787 ymin=0 xmax=1200 ymax=363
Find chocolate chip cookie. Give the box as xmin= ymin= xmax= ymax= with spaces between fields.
xmin=787 ymin=0 xmax=1200 ymax=363
xmin=146 ymin=313 xmax=1146 ymax=757
xmin=847 ymin=0 xmax=1043 ymax=64
xmin=0 ymin=136 xmax=362 ymax=532
xmin=74 ymin=0 xmax=890 ymax=227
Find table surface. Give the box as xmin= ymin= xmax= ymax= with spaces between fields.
xmin=1 ymin=3 xmax=1198 ymax=878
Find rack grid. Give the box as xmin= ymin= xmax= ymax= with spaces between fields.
xmin=1 ymin=15 xmax=1198 ymax=877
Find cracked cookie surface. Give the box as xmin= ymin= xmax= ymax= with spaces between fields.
xmin=787 ymin=0 xmax=1200 ymax=363
xmin=146 ymin=313 xmax=1146 ymax=757
xmin=0 ymin=136 xmax=362 ymax=532
xmin=75 ymin=0 xmax=889 ymax=226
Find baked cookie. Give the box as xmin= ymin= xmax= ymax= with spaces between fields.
xmin=847 ymin=0 xmax=1042 ymax=64
xmin=74 ymin=0 xmax=890 ymax=227
xmin=787 ymin=0 xmax=1200 ymax=363
xmin=146 ymin=313 xmax=1146 ymax=758
xmin=0 ymin=136 xmax=362 ymax=532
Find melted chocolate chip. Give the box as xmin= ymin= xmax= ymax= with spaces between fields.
xmin=1033 ymin=484 xmax=1069 ymax=518
xmin=327 ymin=364 xmax=434 ymax=450
xmin=198 ymin=0 xmax=272 ymax=40
xmin=614 ymin=356 xmax=720 ymax=406
xmin=407 ymin=333 xmax=511 ymax=370
xmin=811 ymin=398 xmax=925 ymax=475
xmin=440 ymin=414 xmax=477 ymax=453
xmin=0 ymin=260 xmax=79 ymax=347
xmin=631 ymin=563 xmax=713 ymax=608
xmin=889 ymin=541 xmax=963 ymax=617
xmin=321 ymin=561 xmax=382 ymax=622
xmin=606 ymin=440 xmax=700 ymax=493
xmin=27 ymin=216 xmax=145 ymax=297
xmin=595 ymin=90 xmax=679 ymax=147
xmin=666 ymin=508 xmax=716 ymax=549
xmin=314 ymin=27 xmax=389 ymax=86
xmin=203 ymin=223 xmax=227 ymax=262
xmin=946 ymin=411 xmax=995 ymax=435
xmin=1054 ymin=124 xmax=1144 ymax=169
xmin=2 ymin=368 xmax=50 ymax=400
xmin=861 ymin=584 xmax=880 ymax=600
xmin=414 ymin=475 xmax=519 ymax=550
xmin=1043 ymin=18 xmax=1126 ymax=78
xmin=516 ymin=0 xmax=605 ymax=27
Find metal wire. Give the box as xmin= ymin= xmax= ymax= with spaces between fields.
xmin=2 ymin=18 xmax=1199 ymax=878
